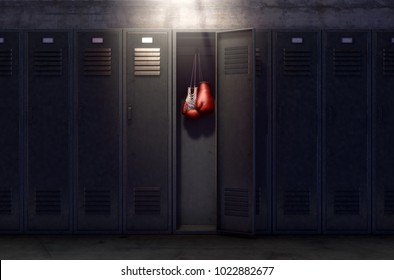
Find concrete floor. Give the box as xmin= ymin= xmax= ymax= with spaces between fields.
xmin=1 ymin=235 xmax=394 ymax=260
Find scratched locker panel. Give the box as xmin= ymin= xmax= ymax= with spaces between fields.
xmin=323 ymin=31 xmax=370 ymax=233
xmin=0 ymin=32 xmax=21 ymax=232
xmin=25 ymin=31 xmax=71 ymax=232
xmin=76 ymin=31 xmax=121 ymax=232
xmin=273 ymin=31 xmax=321 ymax=233
xmin=124 ymin=30 xmax=170 ymax=233
xmin=373 ymin=31 xmax=394 ymax=232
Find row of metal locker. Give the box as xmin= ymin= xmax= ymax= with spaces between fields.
xmin=0 ymin=29 xmax=393 ymax=234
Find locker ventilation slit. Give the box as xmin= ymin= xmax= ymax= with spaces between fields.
xmin=384 ymin=190 xmax=394 ymax=215
xmin=255 ymin=185 xmax=261 ymax=215
xmin=0 ymin=190 xmax=12 ymax=215
xmin=334 ymin=190 xmax=360 ymax=215
xmin=333 ymin=49 xmax=362 ymax=76
xmin=283 ymin=190 xmax=310 ymax=215
xmin=0 ymin=49 xmax=13 ymax=76
xmin=84 ymin=48 xmax=112 ymax=76
xmin=34 ymin=49 xmax=62 ymax=76
xmin=383 ymin=49 xmax=394 ymax=76
xmin=35 ymin=190 xmax=61 ymax=215
xmin=283 ymin=49 xmax=312 ymax=76
xmin=134 ymin=48 xmax=161 ymax=76
xmin=84 ymin=190 xmax=111 ymax=215
xmin=224 ymin=46 xmax=249 ymax=75
xmin=224 ymin=188 xmax=249 ymax=217
xmin=134 ymin=188 xmax=161 ymax=215
xmin=255 ymin=48 xmax=262 ymax=77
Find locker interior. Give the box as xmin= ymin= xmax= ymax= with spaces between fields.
xmin=173 ymin=31 xmax=217 ymax=232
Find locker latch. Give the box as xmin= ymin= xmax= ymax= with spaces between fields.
xmin=127 ymin=104 xmax=132 ymax=120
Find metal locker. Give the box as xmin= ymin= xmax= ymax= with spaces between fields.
xmin=0 ymin=32 xmax=21 ymax=232
xmin=124 ymin=30 xmax=171 ymax=233
xmin=173 ymin=31 xmax=217 ymax=233
xmin=25 ymin=31 xmax=72 ymax=232
xmin=273 ymin=31 xmax=321 ymax=233
xmin=75 ymin=30 xmax=121 ymax=232
xmin=217 ymin=29 xmax=256 ymax=234
xmin=255 ymin=30 xmax=272 ymax=233
xmin=372 ymin=31 xmax=394 ymax=233
xmin=323 ymin=31 xmax=371 ymax=233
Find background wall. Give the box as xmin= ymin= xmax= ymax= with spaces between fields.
xmin=1 ymin=0 xmax=394 ymax=30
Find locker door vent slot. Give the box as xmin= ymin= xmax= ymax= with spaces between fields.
xmin=0 ymin=49 xmax=12 ymax=76
xmin=384 ymin=190 xmax=394 ymax=215
xmin=34 ymin=49 xmax=62 ymax=76
xmin=283 ymin=190 xmax=310 ymax=215
xmin=84 ymin=48 xmax=112 ymax=76
xmin=0 ymin=190 xmax=12 ymax=215
xmin=282 ymin=49 xmax=311 ymax=76
xmin=224 ymin=46 xmax=249 ymax=75
xmin=333 ymin=49 xmax=361 ymax=76
xmin=383 ymin=49 xmax=394 ymax=76
xmin=255 ymin=185 xmax=261 ymax=215
xmin=134 ymin=187 xmax=161 ymax=215
xmin=224 ymin=188 xmax=249 ymax=217
xmin=35 ymin=190 xmax=61 ymax=215
xmin=84 ymin=190 xmax=111 ymax=215
xmin=334 ymin=190 xmax=360 ymax=215
xmin=134 ymin=48 xmax=161 ymax=76
xmin=255 ymin=48 xmax=262 ymax=77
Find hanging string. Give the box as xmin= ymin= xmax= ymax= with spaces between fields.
xmin=189 ymin=52 xmax=197 ymax=88
xmin=197 ymin=50 xmax=203 ymax=82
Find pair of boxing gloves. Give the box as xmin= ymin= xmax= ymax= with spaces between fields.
xmin=182 ymin=81 xmax=214 ymax=119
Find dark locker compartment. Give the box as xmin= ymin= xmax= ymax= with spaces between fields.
xmin=372 ymin=31 xmax=394 ymax=232
xmin=124 ymin=30 xmax=171 ymax=233
xmin=75 ymin=31 xmax=121 ymax=232
xmin=273 ymin=31 xmax=321 ymax=233
xmin=25 ymin=31 xmax=71 ymax=232
xmin=217 ymin=29 xmax=256 ymax=234
xmin=0 ymin=32 xmax=21 ymax=232
xmin=173 ymin=31 xmax=217 ymax=232
xmin=323 ymin=31 xmax=371 ymax=233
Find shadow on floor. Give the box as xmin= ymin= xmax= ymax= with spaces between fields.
xmin=1 ymin=235 xmax=394 ymax=260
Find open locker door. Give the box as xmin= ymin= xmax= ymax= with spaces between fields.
xmin=216 ymin=29 xmax=256 ymax=234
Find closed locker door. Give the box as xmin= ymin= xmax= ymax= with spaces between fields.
xmin=76 ymin=31 xmax=121 ymax=232
xmin=323 ymin=31 xmax=371 ymax=233
xmin=273 ymin=31 xmax=321 ymax=233
xmin=124 ymin=30 xmax=170 ymax=232
xmin=0 ymin=32 xmax=21 ymax=232
xmin=255 ymin=31 xmax=271 ymax=233
xmin=217 ymin=29 xmax=256 ymax=234
xmin=373 ymin=31 xmax=394 ymax=232
xmin=26 ymin=31 xmax=71 ymax=232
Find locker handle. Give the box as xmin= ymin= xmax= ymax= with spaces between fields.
xmin=378 ymin=106 xmax=384 ymax=123
xmin=127 ymin=104 xmax=132 ymax=120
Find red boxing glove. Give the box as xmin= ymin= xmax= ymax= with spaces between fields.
xmin=182 ymin=86 xmax=200 ymax=119
xmin=196 ymin=81 xmax=214 ymax=114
